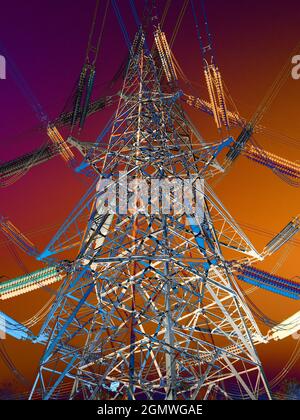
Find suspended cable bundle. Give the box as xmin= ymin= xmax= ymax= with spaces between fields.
xmin=203 ymin=64 xmax=231 ymax=130
xmin=79 ymin=67 xmax=96 ymax=128
xmin=160 ymin=0 xmax=171 ymax=28
xmin=225 ymin=41 xmax=300 ymax=166
xmin=71 ymin=65 xmax=88 ymax=127
xmin=22 ymin=295 xmax=56 ymax=328
xmin=183 ymin=93 xmax=241 ymax=126
xmin=0 ymin=342 xmax=29 ymax=387
xmin=0 ymin=139 xmax=57 ymax=187
xmin=47 ymin=126 xmax=74 ymax=162
xmin=130 ymin=28 xmax=145 ymax=58
xmin=213 ymin=66 xmax=230 ymax=128
xmin=190 ymin=0 xmax=230 ymax=131
xmin=263 ymin=216 xmax=300 ymax=255
xmin=169 ymin=0 xmax=189 ymax=48
xmin=5 ymin=242 xmax=29 ymax=274
xmin=204 ymin=65 xmax=221 ymax=128
xmin=245 ymin=136 xmax=300 ymax=187
xmin=245 ymin=145 xmax=300 ymax=180
xmin=71 ymin=0 xmax=110 ymax=130
xmin=154 ymin=27 xmax=178 ymax=83
xmin=0 ymin=216 xmax=38 ymax=256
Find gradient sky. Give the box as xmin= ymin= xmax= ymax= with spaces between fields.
xmin=0 ymin=0 xmax=299 ymax=398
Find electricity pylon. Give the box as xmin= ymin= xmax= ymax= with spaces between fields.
xmin=30 ymin=32 xmax=271 ymax=400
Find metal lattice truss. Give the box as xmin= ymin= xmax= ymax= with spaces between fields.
xmin=30 ymin=33 xmax=271 ymax=400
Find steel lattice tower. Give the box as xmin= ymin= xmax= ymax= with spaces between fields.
xmin=30 ymin=32 xmax=271 ymax=400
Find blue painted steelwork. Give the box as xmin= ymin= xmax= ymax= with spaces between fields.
xmin=238 ymin=275 xmax=300 ymax=300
